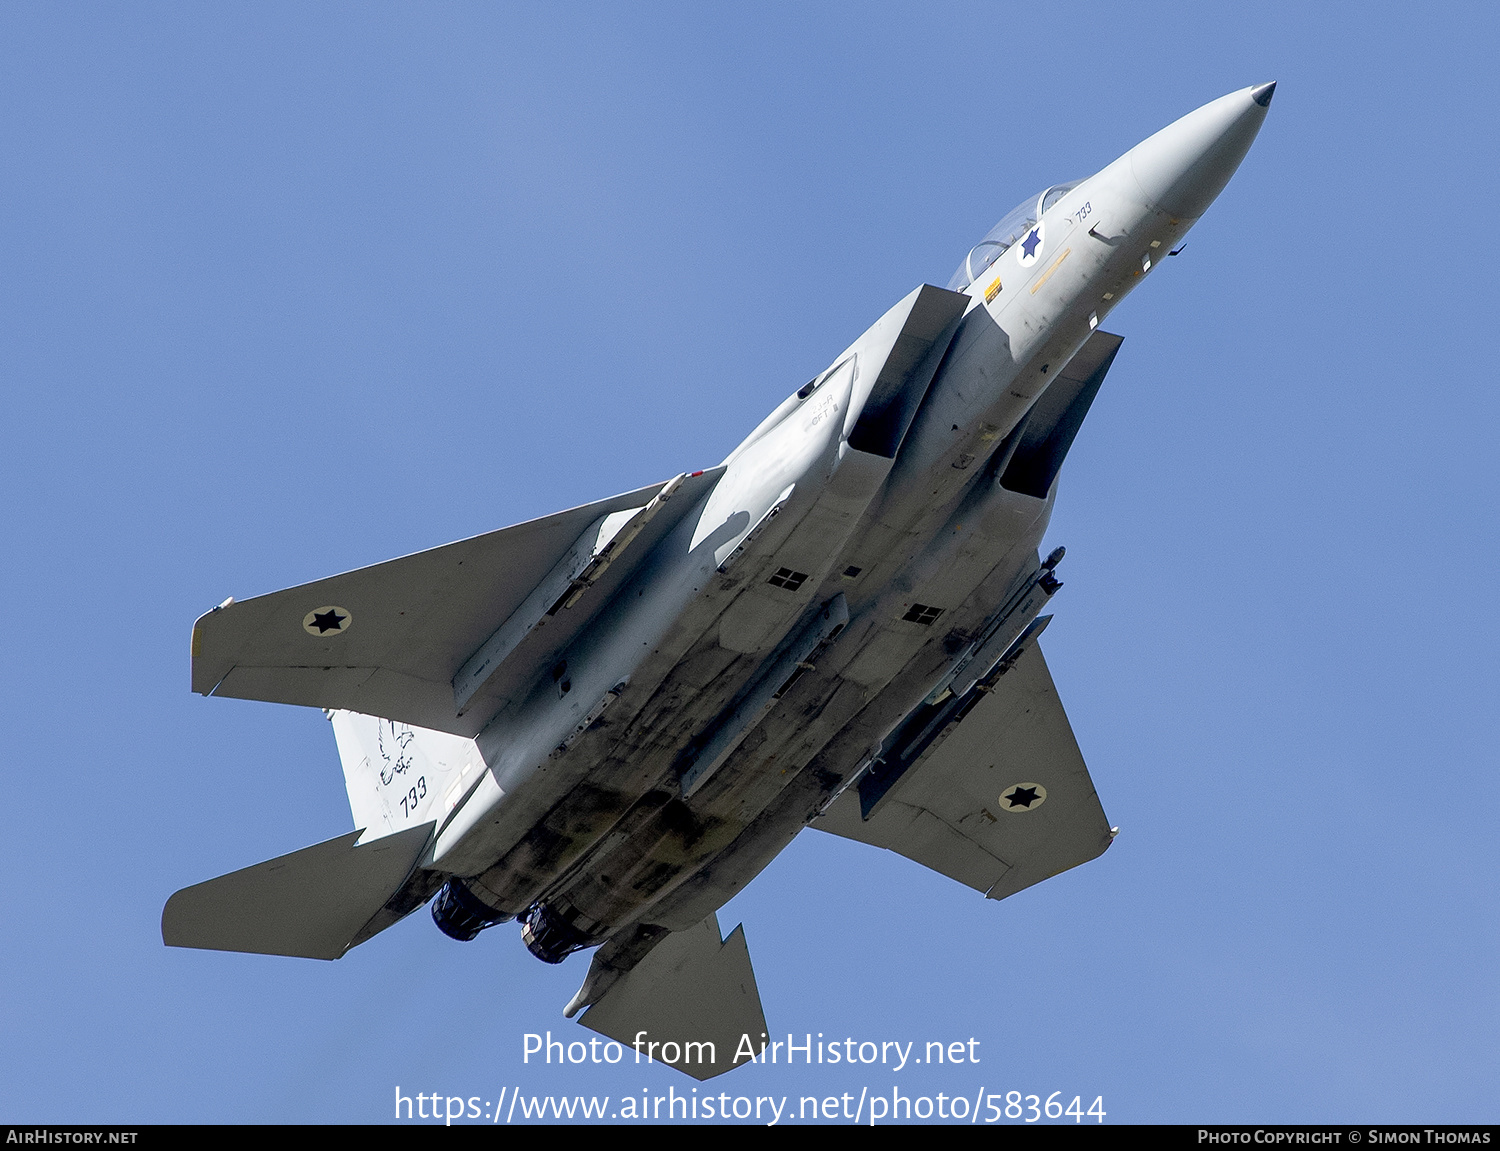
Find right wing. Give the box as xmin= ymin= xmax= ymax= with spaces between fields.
xmin=190 ymin=470 xmax=723 ymax=737
xmin=815 ymin=642 xmax=1113 ymax=901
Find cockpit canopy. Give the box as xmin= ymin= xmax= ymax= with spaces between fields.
xmin=946 ymin=182 xmax=1080 ymax=291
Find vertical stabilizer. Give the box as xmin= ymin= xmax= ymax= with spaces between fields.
xmin=327 ymin=710 xmax=483 ymax=842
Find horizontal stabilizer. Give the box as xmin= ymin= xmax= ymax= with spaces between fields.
xmin=577 ymin=914 xmax=766 ymax=1081
xmin=816 ymin=643 xmax=1111 ymax=900
xmin=191 ymin=470 xmax=723 ymax=737
xmin=162 ymin=822 xmax=433 ymax=960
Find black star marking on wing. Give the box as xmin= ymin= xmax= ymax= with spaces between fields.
xmin=1020 ymin=228 xmax=1041 ymax=258
xmin=310 ymin=609 xmax=346 ymax=633
xmin=1005 ymin=785 xmax=1040 ymax=809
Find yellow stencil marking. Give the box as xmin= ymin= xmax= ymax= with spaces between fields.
xmin=984 ymin=276 xmax=1002 ymax=303
xmin=1030 ymin=247 xmax=1071 ymax=294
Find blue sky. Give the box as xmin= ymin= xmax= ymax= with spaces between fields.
xmin=1 ymin=2 xmax=1496 ymax=1124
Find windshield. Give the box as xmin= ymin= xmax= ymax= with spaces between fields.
xmin=946 ymin=181 xmax=1080 ymax=291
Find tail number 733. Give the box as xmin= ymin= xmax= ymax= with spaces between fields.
xmin=399 ymin=776 xmax=427 ymax=818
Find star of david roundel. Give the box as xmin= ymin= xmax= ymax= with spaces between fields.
xmin=1000 ymin=781 xmax=1047 ymax=812
xmin=302 ymin=606 xmax=352 ymax=636
xmin=1016 ymin=221 xmax=1045 ymax=269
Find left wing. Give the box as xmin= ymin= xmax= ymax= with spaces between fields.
xmin=190 ymin=469 xmax=723 ymax=737
xmin=815 ymin=643 xmax=1112 ymax=901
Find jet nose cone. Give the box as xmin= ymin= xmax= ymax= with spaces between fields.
xmin=1126 ymin=84 xmax=1275 ymax=220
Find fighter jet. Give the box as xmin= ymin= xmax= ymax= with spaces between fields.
xmin=165 ymin=84 xmax=1274 ymax=1078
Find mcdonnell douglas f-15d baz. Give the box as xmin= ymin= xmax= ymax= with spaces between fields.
xmin=166 ymin=84 xmax=1275 ymax=1078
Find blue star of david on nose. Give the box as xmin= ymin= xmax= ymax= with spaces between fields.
xmin=1020 ymin=228 xmax=1041 ymax=259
